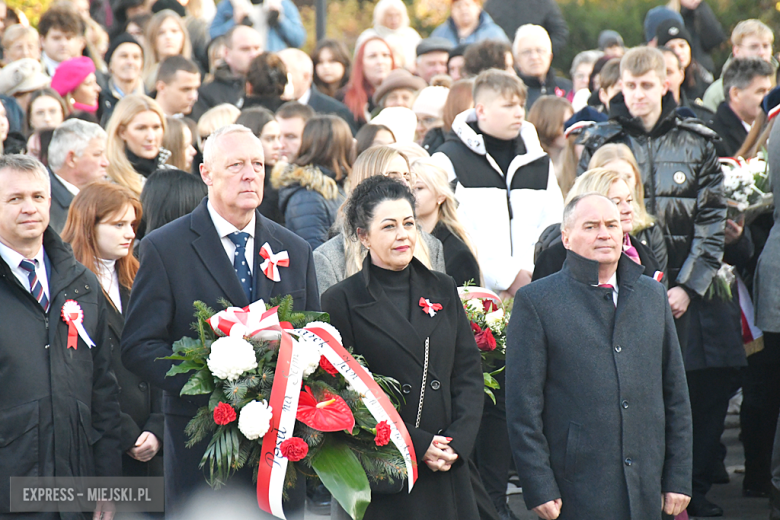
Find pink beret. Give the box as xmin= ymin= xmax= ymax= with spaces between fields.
xmin=50 ymin=57 xmax=96 ymax=97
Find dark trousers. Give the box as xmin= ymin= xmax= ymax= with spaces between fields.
xmin=773 ymin=411 xmax=780 ymax=491
xmin=741 ymin=332 xmax=780 ymax=492
xmin=474 ymin=376 xmax=511 ymax=513
xmin=687 ymin=367 xmax=740 ymax=501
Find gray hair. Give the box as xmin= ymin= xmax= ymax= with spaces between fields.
xmin=722 ymin=57 xmax=774 ymax=100
xmin=570 ymin=50 xmax=604 ymax=79
xmin=202 ymin=124 xmax=260 ymax=167
xmin=512 ymin=24 xmax=551 ymax=58
xmin=0 ymin=154 xmax=50 ymax=194
xmin=48 ymin=119 xmax=107 ymax=173
xmin=562 ymin=192 xmax=615 ymax=230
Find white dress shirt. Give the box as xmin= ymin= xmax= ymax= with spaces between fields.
xmin=594 ymin=272 xmax=619 ymax=307
xmin=298 ymin=88 xmax=312 ymax=105
xmin=207 ymin=200 xmax=255 ymax=274
xmin=0 ymin=241 xmax=50 ymax=303
xmin=54 ymin=173 xmax=80 ymax=196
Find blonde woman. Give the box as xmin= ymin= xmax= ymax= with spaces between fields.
xmin=412 ymin=158 xmax=480 ymax=286
xmin=533 ymin=167 xmax=665 ymax=283
xmin=588 ymin=143 xmax=668 ymax=276
xmin=313 ymin=146 xmax=446 ymax=294
xmin=106 ymin=94 xmax=169 ymax=195
xmin=196 ymin=103 xmax=240 ymax=146
xmin=142 ymin=10 xmax=193 ymax=91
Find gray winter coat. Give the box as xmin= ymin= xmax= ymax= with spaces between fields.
xmin=314 ymin=232 xmax=447 ymax=295
xmin=506 ymin=251 xmax=692 ymax=519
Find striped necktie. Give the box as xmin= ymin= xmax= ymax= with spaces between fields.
xmin=227 ymin=231 xmax=253 ymax=302
xmin=19 ymin=259 xmax=49 ymax=312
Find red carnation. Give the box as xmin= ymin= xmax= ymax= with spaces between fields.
xmin=280 ymin=437 xmax=309 ymax=461
xmin=483 ymin=299 xmax=498 ymax=313
xmin=319 ymin=355 xmax=338 ymax=376
xmin=374 ymin=420 xmax=392 ymax=446
xmin=213 ymin=402 xmax=237 ymax=425
xmin=470 ymin=322 xmax=482 ymax=334
xmin=475 ymin=328 xmax=497 ymax=352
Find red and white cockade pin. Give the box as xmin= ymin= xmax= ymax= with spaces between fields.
xmin=419 ymin=297 xmax=443 ymax=317
xmin=61 ymin=300 xmax=96 ymax=350
xmin=259 ymin=242 xmax=290 ymax=282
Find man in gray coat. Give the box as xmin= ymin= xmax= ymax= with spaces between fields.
xmin=506 ymin=194 xmax=692 ymax=519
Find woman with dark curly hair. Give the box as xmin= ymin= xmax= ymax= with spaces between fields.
xmin=244 ymin=52 xmax=289 ymax=112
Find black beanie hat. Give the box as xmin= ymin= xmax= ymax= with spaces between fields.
xmin=105 ymin=33 xmax=144 ymax=67
xmin=656 ymin=19 xmax=692 ymax=48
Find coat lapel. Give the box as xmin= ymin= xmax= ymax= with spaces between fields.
xmin=252 ymin=214 xmax=285 ymax=302
xmin=190 ymin=200 xmax=249 ymax=308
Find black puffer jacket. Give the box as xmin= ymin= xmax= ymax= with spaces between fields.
xmin=273 ymin=164 xmax=346 ymax=250
xmin=577 ymin=92 xmax=726 ymax=296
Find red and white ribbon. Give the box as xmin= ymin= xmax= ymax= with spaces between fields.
xmin=207 ymin=307 xmax=417 ymax=519
xmin=419 ymin=297 xmax=442 ymax=317
xmin=259 ymin=243 xmax=290 ymax=282
xmin=458 ymin=286 xmax=502 ymax=306
xmin=61 ymin=300 xmax=95 ymax=350
xmin=207 ymin=300 xmax=284 ymax=341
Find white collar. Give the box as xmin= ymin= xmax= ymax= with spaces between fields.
xmin=41 ymin=52 xmax=61 ymax=76
xmin=298 ymin=88 xmax=312 ymax=105
xmin=0 ymin=239 xmax=44 ymax=270
xmin=54 ymin=172 xmax=80 ymax=196
xmin=207 ymin=200 xmax=256 ymax=238
xmin=593 ymin=271 xmax=619 ymax=291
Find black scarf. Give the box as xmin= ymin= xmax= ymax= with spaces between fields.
xmin=126 ymin=147 xmax=160 ymax=178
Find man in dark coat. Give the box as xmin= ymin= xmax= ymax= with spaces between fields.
xmin=121 ymin=124 xmax=320 ymax=517
xmin=511 ymin=24 xmax=571 ymax=110
xmin=191 ymin=25 xmax=263 ymax=121
xmin=278 ymin=48 xmax=358 ymax=134
xmin=707 ymin=57 xmax=773 ymax=157
xmin=506 ymin=193 xmax=692 ymax=520
xmin=0 ymin=154 xmax=121 ymax=517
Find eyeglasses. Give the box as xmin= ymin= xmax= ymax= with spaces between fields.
xmin=518 ymin=48 xmax=551 ymax=58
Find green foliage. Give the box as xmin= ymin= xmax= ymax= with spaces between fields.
xmin=185 ymin=407 xmax=218 ymax=448
xmin=312 ymin=440 xmax=372 ymax=520
xmin=200 ymin=425 xmax=241 ymax=489
xmin=181 ymin=368 xmax=216 ymax=396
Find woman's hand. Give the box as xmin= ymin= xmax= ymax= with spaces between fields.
xmin=423 ymin=435 xmax=458 ymax=472
xmin=724 ymin=219 xmax=744 ymax=245
xmin=127 ymin=431 xmax=160 ymax=462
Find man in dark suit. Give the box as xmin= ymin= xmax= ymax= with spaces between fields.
xmin=46 ymin=119 xmax=109 ymax=232
xmin=506 ymin=194 xmax=692 ymax=520
xmin=278 ymin=48 xmax=358 ymax=134
xmin=707 ymin=57 xmax=773 ymax=157
xmin=121 ymin=124 xmax=320 ymax=517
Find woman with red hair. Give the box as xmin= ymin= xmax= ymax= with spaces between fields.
xmin=339 ymin=36 xmax=395 ymax=125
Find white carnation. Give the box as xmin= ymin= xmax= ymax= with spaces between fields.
xmin=485 ymin=308 xmax=505 ymax=331
xmin=295 ymin=337 xmax=322 ymax=378
xmin=238 ymin=400 xmax=273 ymax=440
xmin=207 ymin=336 xmax=258 ymax=381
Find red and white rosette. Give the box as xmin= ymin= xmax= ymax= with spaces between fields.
xmin=458 ymin=286 xmax=502 ymax=307
xmin=207 ymin=307 xmax=418 ymax=519
xmin=259 ymin=243 xmax=290 ymax=282
xmin=61 ymin=300 xmax=95 ymax=350
xmin=208 ymin=300 xmax=287 ymax=341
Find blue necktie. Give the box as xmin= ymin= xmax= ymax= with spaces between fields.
xmin=19 ymin=259 xmax=49 ymax=312
xmin=228 ymin=231 xmax=252 ymax=302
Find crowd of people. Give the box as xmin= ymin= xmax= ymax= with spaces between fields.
xmin=0 ymin=0 xmax=779 ymax=519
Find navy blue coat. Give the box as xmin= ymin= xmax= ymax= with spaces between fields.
xmin=121 ymin=198 xmax=319 ymax=514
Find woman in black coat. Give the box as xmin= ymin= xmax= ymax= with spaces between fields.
xmin=322 ymin=176 xmax=484 ymax=520
xmin=534 ymin=168 xmax=664 ymax=283
xmin=411 ymin=158 xmax=480 ymax=287
xmin=61 ymin=182 xmax=164 ymax=478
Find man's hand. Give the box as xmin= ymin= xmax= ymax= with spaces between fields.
xmin=667 ymin=287 xmax=691 ymax=319
xmin=662 ymin=492 xmax=690 ymax=516
xmin=423 ymin=435 xmax=458 ymax=472
xmin=724 ymin=218 xmax=744 ymax=245
xmin=127 ymin=431 xmax=161 ymax=462
xmin=500 ymin=269 xmax=533 ymax=300
xmin=93 ymin=500 xmax=115 ymax=520
xmin=532 ymin=498 xmax=562 ymax=519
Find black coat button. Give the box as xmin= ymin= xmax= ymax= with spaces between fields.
xmin=622 ymin=400 xmax=629 ymax=409
xmin=625 ymin=458 xmax=632 ymax=466
xmin=402 ymin=384 xmax=412 ymax=394
xmin=430 ymin=380 xmax=441 ymax=390
xmin=139 ymin=382 xmax=148 ymax=391
xmin=604 ymin=292 xmax=612 ymax=301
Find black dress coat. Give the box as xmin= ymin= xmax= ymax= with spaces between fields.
xmin=432 ymin=223 xmax=481 ymax=287
xmin=507 ymin=251 xmax=692 ymax=519
xmin=0 ymin=229 xmax=121 ymax=514
xmin=708 ymin=101 xmax=748 ymax=158
xmin=106 ymin=286 xmax=164 ymax=477
xmin=49 ymin=170 xmax=75 ymax=234
xmin=321 ymin=257 xmax=485 ymax=520
xmin=121 ymin=198 xmax=320 ymax=515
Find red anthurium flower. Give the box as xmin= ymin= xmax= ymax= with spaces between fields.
xmin=280 ymin=437 xmax=309 ymax=461
xmin=482 ymin=299 xmax=498 ymax=313
xmin=319 ymin=356 xmax=338 ymax=376
xmin=296 ymin=386 xmax=355 ymax=432
xmin=374 ymin=420 xmax=392 ymax=446
xmin=470 ymin=322 xmax=482 ymax=334
xmin=475 ymin=328 xmax=497 ymax=352
xmin=213 ymin=402 xmax=237 ymax=425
